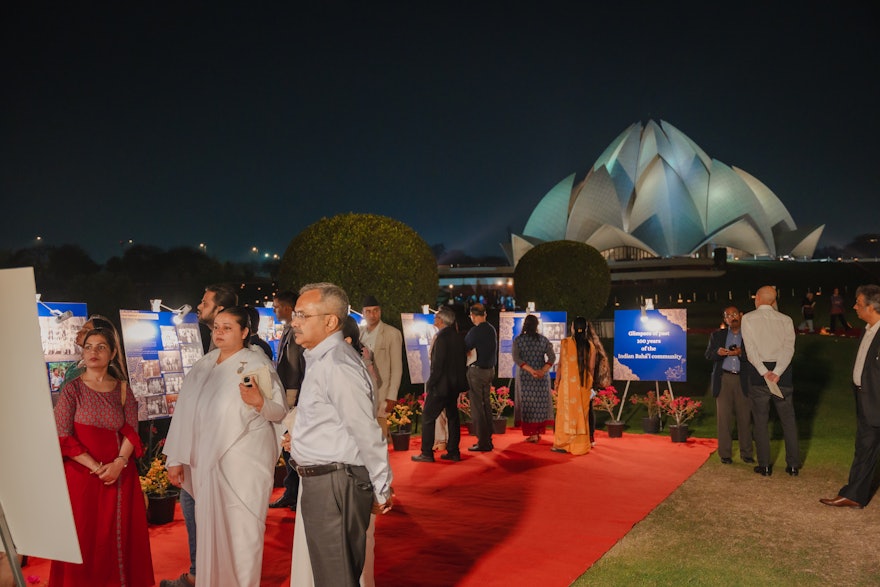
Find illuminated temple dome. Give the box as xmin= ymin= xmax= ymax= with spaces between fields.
xmin=508 ymin=119 xmax=823 ymax=265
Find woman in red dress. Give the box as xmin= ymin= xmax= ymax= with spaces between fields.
xmin=51 ymin=327 xmax=154 ymax=587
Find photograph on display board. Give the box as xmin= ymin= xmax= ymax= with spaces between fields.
xmin=497 ymin=311 xmax=567 ymax=379
xmin=37 ymin=301 xmax=88 ymax=401
xmin=119 ymin=309 xmax=204 ymax=420
xmin=255 ymin=306 xmax=281 ymax=359
xmin=400 ymin=313 xmax=438 ymax=385
xmin=612 ymin=309 xmax=687 ymax=382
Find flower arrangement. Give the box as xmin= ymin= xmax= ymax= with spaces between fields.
xmin=630 ymin=390 xmax=661 ymax=419
xmin=657 ymin=389 xmax=702 ymax=426
xmin=489 ymin=386 xmax=514 ymax=419
xmin=387 ymin=403 xmax=414 ymax=433
xmin=592 ymin=385 xmax=621 ymax=422
xmin=138 ymin=427 xmax=174 ymax=497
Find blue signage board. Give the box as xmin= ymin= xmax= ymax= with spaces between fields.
xmin=497 ymin=311 xmax=567 ymax=378
xmin=612 ymin=309 xmax=687 ymax=382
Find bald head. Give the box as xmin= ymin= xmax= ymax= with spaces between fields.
xmin=755 ymin=286 xmax=777 ymax=308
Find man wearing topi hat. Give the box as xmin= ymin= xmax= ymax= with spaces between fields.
xmin=360 ymin=295 xmax=403 ymax=438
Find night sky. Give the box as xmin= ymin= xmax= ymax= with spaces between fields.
xmin=3 ymin=3 xmax=877 ymax=262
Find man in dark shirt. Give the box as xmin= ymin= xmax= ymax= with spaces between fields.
xmin=464 ymin=303 xmax=497 ymax=452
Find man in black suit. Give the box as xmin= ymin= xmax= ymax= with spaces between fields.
xmin=412 ymin=306 xmax=467 ymax=463
xmin=821 ymin=284 xmax=880 ymax=509
xmin=705 ymin=306 xmax=754 ymax=465
xmin=268 ymin=290 xmax=306 ymax=510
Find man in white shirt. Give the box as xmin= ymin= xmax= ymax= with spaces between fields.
xmin=289 ymin=283 xmax=393 ymax=585
xmin=741 ymin=285 xmax=800 ymax=477
xmin=820 ymin=284 xmax=880 ymax=509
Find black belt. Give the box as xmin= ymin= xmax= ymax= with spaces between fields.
xmin=469 ymin=364 xmax=493 ymax=369
xmin=723 ymin=369 xmax=739 ymax=375
xmin=294 ymin=462 xmax=348 ymax=477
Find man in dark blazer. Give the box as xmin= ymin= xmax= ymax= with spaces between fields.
xmin=269 ymin=290 xmax=306 ymax=510
xmin=705 ymin=306 xmax=754 ymax=464
xmin=821 ymin=284 xmax=880 ymax=509
xmin=412 ymin=306 xmax=467 ymax=463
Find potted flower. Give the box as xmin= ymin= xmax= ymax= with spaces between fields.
xmin=138 ymin=436 xmax=179 ymax=525
xmin=387 ymin=402 xmax=414 ymax=451
xmin=657 ymin=389 xmax=702 ymax=442
xmin=592 ymin=385 xmax=624 ymax=437
xmin=630 ymin=390 xmax=662 ymax=433
xmin=489 ymin=386 xmax=514 ymax=434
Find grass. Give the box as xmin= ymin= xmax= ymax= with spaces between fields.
xmin=572 ymin=334 xmax=880 ymax=586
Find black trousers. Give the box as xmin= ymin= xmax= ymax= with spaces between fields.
xmin=420 ymin=392 xmax=461 ymax=457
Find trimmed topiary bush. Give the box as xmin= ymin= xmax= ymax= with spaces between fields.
xmin=514 ymin=241 xmax=611 ymax=320
xmin=277 ymin=213 xmax=437 ymax=328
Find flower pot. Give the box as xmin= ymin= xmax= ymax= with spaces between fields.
xmin=391 ymin=432 xmax=412 ymax=452
xmin=492 ymin=418 xmax=507 ymax=435
xmin=605 ymin=420 xmax=625 ymax=438
xmin=147 ymin=490 xmax=179 ymax=525
xmin=669 ymin=424 xmax=689 ymax=443
xmin=641 ymin=416 xmax=661 ymax=434
xmin=274 ymin=464 xmax=287 ymax=488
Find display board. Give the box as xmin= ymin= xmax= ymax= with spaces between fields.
xmin=612 ymin=309 xmax=687 ymax=382
xmin=119 ymin=309 xmax=205 ymax=421
xmin=497 ymin=311 xmax=567 ymax=378
xmin=400 ymin=313 xmax=437 ymax=384
xmin=254 ymin=306 xmax=282 ymax=360
xmin=37 ymin=301 xmax=88 ymax=400
xmin=0 ymin=268 xmax=81 ymax=563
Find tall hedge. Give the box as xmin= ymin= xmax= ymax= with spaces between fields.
xmin=514 ymin=241 xmax=611 ymax=320
xmin=277 ymin=213 xmax=437 ymax=328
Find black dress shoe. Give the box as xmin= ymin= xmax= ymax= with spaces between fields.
xmin=468 ymin=444 xmax=492 ymax=452
xmin=753 ymin=466 xmax=772 ymax=476
xmin=742 ymin=457 xmax=756 ymax=464
xmin=785 ymin=466 xmax=799 ymax=476
xmin=269 ymin=495 xmax=296 ymax=508
xmin=411 ymin=454 xmax=435 ymax=463
xmin=440 ymin=453 xmax=461 ymax=462
xmin=720 ymin=457 xmax=733 ymax=464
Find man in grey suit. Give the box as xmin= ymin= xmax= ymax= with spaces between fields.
xmin=268 ymin=290 xmax=306 ymax=510
xmin=821 ymin=284 xmax=880 ymax=509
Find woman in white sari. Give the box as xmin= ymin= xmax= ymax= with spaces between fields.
xmin=165 ymin=306 xmax=287 ymax=587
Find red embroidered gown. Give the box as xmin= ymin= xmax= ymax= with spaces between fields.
xmin=51 ymin=377 xmax=155 ymax=587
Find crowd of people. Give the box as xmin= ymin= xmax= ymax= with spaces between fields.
xmin=48 ymin=278 xmax=880 ymax=585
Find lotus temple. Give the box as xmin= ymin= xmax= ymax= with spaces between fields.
xmin=505 ymin=119 xmax=824 ymax=266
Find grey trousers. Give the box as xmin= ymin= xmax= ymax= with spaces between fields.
xmin=466 ymin=366 xmax=495 ymax=449
xmin=716 ymin=373 xmax=753 ymax=460
xmin=300 ymin=465 xmax=374 ymax=587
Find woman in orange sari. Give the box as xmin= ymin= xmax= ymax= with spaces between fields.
xmin=552 ymin=317 xmax=609 ymax=455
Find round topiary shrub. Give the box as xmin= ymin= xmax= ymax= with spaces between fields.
xmin=514 ymin=240 xmax=611 ymax=320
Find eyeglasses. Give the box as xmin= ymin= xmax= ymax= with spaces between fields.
xmin=292 ymin=311 xmax=331 ymax=321
xmin=723 ymin=312 xmax=740 ymax=317
xmin=83 ymin=343 xmax=110 ymax=353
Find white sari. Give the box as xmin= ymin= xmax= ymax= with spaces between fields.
xmin=165 ymin=346 xmax=287 ymax=586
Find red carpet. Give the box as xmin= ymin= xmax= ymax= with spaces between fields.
xmin=23 ymin=429 xmax=716 ymax=586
